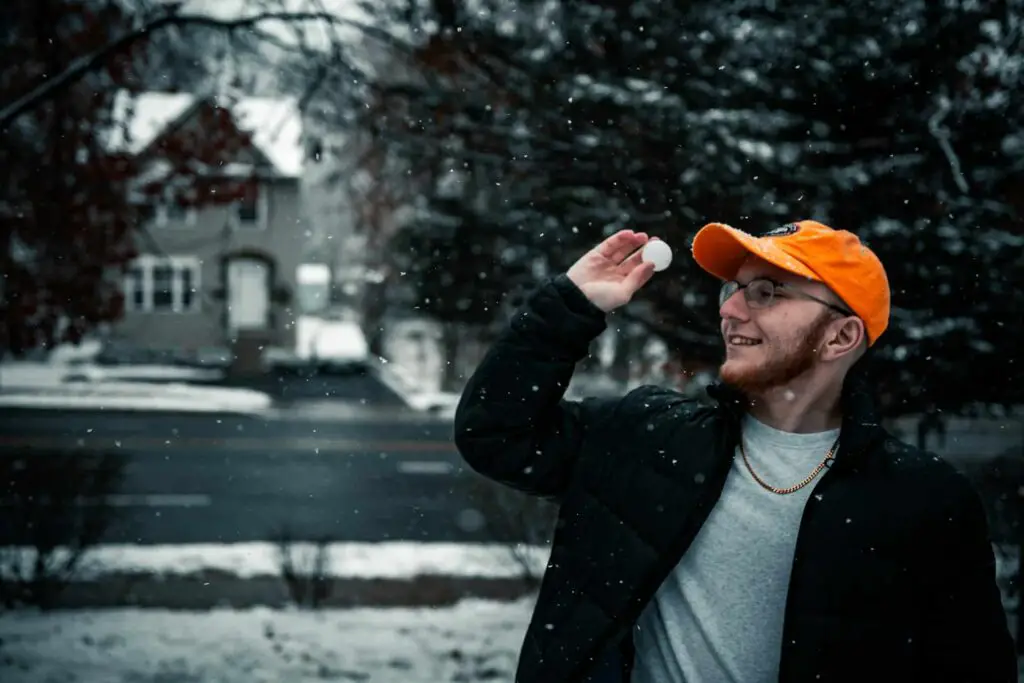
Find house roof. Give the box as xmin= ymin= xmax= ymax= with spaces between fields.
xmin=110 ymin=91 xmax=304 ymax=177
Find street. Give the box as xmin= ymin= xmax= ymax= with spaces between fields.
xmin=0 ymin=405 xmax=499 ymax=545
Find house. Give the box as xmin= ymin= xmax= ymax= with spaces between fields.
xmin=107 ymin=91 xmax=306 ymax=366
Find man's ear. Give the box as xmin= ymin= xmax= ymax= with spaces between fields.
xmin=822 ymin=317 xmax=866 ymax=361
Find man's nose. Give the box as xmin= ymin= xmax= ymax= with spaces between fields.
xmin=719 ymin=287 xmax=750 ymax=322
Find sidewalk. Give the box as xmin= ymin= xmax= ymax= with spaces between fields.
xmin=0 ymin=378 xmax=272 ymax=415
xmin=0 ymin=360 xmax=272 ymax=415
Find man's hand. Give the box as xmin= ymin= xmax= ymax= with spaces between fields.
xmin=566 ymin=230 xmax=658 ymax=312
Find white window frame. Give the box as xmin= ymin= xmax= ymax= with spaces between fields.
xmin=232 ymin=183 xmax=268 ymax=230
xmin=137 ymin=187 xmax=197 ymax=228
xmin=123 ymin=255 xmax=202 ymax=313
xmin=123 ymin=262 xmax=147 ymax=313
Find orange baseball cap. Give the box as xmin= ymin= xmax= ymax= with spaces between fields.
xmin=691 ymin=220 xmax=891 ymax=345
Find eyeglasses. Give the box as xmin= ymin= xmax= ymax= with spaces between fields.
xmin=720 ymin=277 xmax=855 ymax=317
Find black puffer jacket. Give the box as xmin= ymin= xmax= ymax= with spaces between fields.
xmin=453 ymin=275 xmax=1015 ymax=683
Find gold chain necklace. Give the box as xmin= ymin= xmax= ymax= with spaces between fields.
xmin=739 ymin=435 xmax=840 ymax=495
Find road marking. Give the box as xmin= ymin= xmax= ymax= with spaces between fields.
xmin=396 ymin=460 xmax=454 ymax=475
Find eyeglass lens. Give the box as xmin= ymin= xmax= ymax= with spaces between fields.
xmin=719 ymin=279 xmax=775 ymax=308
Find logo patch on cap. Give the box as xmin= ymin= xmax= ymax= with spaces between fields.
xmin=762 ymin=223 xmax=800 ymax=238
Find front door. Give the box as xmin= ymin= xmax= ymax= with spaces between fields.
xmin=226 ymin=257 xmax=270 ymax=332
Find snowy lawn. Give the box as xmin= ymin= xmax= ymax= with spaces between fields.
xmin=2 ymin=542 xmax=550 ymax=582
xmin=0 ymin=361 xmax=270 ymax=415
xmin=0 ymin=541 xmax=1020 ymax=681
xmin=0 ymin=353 xmax=222 ymax=388
xmin=2 ymin=598 xmax=1023 ymax=683
xmin=402 ymin=391 xmax=462 ymax=417
xmin=0 ymin=597 xmax=535 ymax=683
xmin=63 ymin=364 xmax=224 ymax=384
xmin=2 ymin=539 xmax=1013 ymax=589
xmin=0 ymin=380 xmax=272 ymax=415
xmin=0 ymin=361 xmax=214 ymax=387
xmin=372 ymin=356 xmax=460 ymax=416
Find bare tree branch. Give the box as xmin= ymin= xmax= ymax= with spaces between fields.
xmin=928 ymin=93 xmax=971 ymax=194
xmin=0 ymin=8 xmax=408 ymax=128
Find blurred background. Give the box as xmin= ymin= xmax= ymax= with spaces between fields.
xmin=0 ymin=0 xmax=1022 ymax=680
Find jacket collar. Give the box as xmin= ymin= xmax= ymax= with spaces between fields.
xmin=705 ymin=370 xmax=883 ymax=471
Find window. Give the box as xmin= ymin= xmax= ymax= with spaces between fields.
xmin=160 ymin=198 xmax=197 ymax=226
xmin=165 ymin=201 xmax=189 ymax=222
xmin=234 ymin=183 xmax=266 ymax=228
xmin=152 ymin=264 xmax=175 ymax=309
xmin=123 ymin=256 xmax=201 ymax=313
xmin=124 ymin=265 xmax=145 ymax=311
xmin=137 ymin=188 xmax=197 ymax=227
xmin=237 ymin=195 xmax=259 ymax=222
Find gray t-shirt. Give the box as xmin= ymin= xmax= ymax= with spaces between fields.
xmin=631 ymin=413 xmax=840 ymax=683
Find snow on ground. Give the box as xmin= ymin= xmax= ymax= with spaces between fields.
xmin=3 ymin=542 xmax=551 ymax=582
xmin=367 ymin=317 xmax=465 ymax=415
xmin=0 ymin=360 xmax=269 ymax=415
xmin=2 ymin=360 xmax=94 ymax=387
xmin=373 ymin=353 xmax=460 ymax=416
xmin=0 ymin=361 xmax=222 ymax=387
xmin=0 ymin=596 xmax=535 ymax=683
xmin=45 ymin=340 xmax=104 ymax=363
xmin=66 ymin=364 xmax=224 ymax=383
xmin=295 ymin=316 xmax=370 ymax=363
xmin=3 ymin=539 xmax=1012 ymax=591
xmin=0 ymin=541 xmax=1020 ymax=683
xmin=402 ymin=390 xmax=462 ymax=416
xmin=3 ymin=601 xmax=1024 ymax=683
xmin=0 ymin=380 xmax=272 ymax=415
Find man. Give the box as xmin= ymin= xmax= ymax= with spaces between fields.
xmin=453 ymin=220 xmax=1015 ymax=683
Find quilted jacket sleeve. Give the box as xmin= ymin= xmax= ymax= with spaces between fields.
xmin=453 ymin=274 xmax=619 ymax=499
